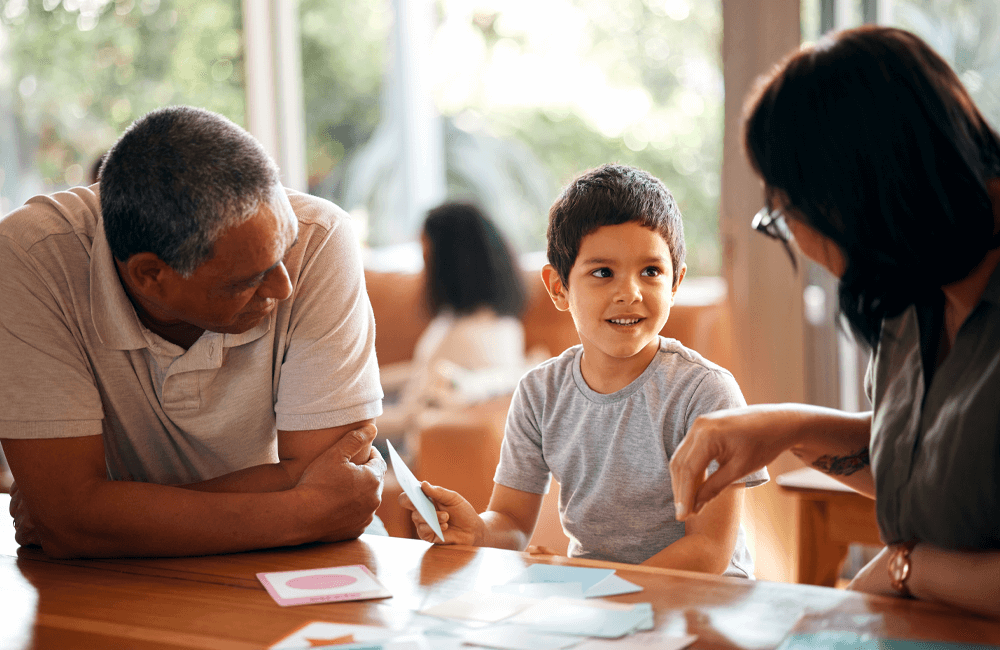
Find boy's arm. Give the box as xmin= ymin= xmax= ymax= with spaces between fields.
xmin=401 ymin=482 xmax=543 ymax=551
xmin=641 ymin=484 xmax=743 ymax=574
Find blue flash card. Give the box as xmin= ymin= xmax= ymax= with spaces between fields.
xmin=386 ymin=440 xmax=445 ymax=543
xmin=512 ymin=565 xmax=615 ymax=593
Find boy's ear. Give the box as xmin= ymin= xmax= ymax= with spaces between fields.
xmin=670 ymin=263 xmax=687 ymax=304
xmin=541 ymin=264 xmax=570 ymax=312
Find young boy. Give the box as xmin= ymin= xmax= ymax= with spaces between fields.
xmin=400 ymin=164 xmax=768 ymax=576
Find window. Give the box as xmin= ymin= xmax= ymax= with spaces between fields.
xmin=300 ymin=0 xmax=725 ymax=276
xmin=0 ymin=0 xmax=245 ymax=213
xmin=889 ymin=0 xmax=1000 ymax=129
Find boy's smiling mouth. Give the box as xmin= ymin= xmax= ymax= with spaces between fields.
xmin=608 ymin=317 xmax=643 ymax=326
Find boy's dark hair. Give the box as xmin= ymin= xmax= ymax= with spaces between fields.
xmin=743 ymin=26 xmax=1000 ymax=348
xmin=546 ymin=164 xmax=686 ymax=287
xmin=423 ymin=202 xmax=526 ymax=318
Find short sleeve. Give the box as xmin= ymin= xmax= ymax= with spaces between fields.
xmin=273 ymin=199 xmax=383 ymax=430
xmin=685 ymin=369 xmax=769 ymax=489
xmin=493 ymin=379 xmax=551 ymax=495
xmin=0 ymin=233 xmax=103 ymax=438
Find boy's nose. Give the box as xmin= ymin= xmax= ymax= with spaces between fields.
xmin=613 ymin=277 xmax=642 ymax=303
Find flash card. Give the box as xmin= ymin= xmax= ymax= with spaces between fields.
xmin=257 ymin=564 xmax=391 ymax=607
xmin=386 ymin=439 xmax=446 ymax=542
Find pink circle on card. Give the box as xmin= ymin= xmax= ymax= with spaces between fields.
xmin=285 ymin=574 xmax=358 ymax=590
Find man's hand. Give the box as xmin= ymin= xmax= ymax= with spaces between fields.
xmin=398 ymin=482 xmax=485 ymax=546
xmin=9 ymin=481 xmax=40 ymax=547
xmin=295 ymin=425 xmax=386 ymax=542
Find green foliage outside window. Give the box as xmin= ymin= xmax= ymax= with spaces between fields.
xmin=300 ymin=0 xmax=724 ymax=275
xmin=0 ymin=0 xmax=243 ymax=195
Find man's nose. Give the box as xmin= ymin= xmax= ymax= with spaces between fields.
xmin=258 ymin=261 xmax=293 ymax=301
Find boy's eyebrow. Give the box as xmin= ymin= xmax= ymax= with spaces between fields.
xmin=579 ymin=254 xmax=669 ymax=265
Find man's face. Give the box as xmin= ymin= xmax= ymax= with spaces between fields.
xmin=158 ymin=195 xmax=299 ymax=335
xmin=556 ymin=221 xmax=685 ymax=381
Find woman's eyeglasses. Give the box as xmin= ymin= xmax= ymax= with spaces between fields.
xmin=751 ymin=206 xmax=797 ymax=270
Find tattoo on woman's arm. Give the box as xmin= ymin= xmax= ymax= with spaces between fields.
xmin=812 ymin=447 xmax=870 ymax=476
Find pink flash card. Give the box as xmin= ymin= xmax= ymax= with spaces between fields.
xmin=256 ymin=564 xmax=392 ymax=607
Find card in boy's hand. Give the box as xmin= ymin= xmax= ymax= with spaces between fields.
xmin=386 ymin=439 xmax=446 ymax=542
xmin=256 ymin=564 xmax=391 ymax=607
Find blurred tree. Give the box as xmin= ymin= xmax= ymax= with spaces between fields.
xmin=892 ymin=0 xmax=1000 ymax=128
xmin=303 ymin=0 xmax=725 ymax=275
xmin=0 ymin=0 xmax=243 ymax=201
xmin=298 ymin=0 xmax=389 ymax=189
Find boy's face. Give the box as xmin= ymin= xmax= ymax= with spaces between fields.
xmin=543 ymin=222 xmax=686 ymax=388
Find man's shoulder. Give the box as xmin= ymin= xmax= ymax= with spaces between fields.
xmin=285 ymin=189 xmax=351 ymax=232
xmin=0 ymin=187 xmax=100 ymax=255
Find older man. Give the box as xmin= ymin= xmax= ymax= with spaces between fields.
xmin=0 ymin=106 xmax=385 ymax=558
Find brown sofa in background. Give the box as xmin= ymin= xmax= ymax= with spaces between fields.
xmin=367 ymin=266 xmax=733 ymax=550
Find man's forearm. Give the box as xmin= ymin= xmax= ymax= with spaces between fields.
xmin=180 ymin=462 xmax=297 ymax=493
xmin=34 ymin=480 xmax=322 ymax=558
xmin=5 ymin=427 xmax=382 ymax=559
xmin=183 ymin=422 xmax=375 ymax=494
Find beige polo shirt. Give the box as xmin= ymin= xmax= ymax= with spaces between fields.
xmin=0 ymin=186 xmax=382 ymax=484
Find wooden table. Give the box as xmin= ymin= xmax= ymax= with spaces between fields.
xmin=776 ymin=468 xmax=883 ymax=587
xmin=2 ymin=495 xmax=998 ymax=650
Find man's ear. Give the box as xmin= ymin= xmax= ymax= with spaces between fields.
xmin=541 ymin=264 xmax=570 ymax=312
xmin=122 ymin=253 xmax=174 ymax=299
xmin=670 ymin=263 xmax=687 ymax=305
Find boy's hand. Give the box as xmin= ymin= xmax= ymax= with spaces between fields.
xmin=398 ymin=482 xmax=485 ymax=546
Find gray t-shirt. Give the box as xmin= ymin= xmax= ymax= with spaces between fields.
xmin=494 ymin=337 xmax=769 ymax=577
xmin=867 ymin=260 xmax=1000 ymax=549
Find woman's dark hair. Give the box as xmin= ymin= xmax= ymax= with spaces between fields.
xmin=744 ymin=25 xmax=1000 ymax=347
xmin=422 ymin=202 xmax=526 ymax=318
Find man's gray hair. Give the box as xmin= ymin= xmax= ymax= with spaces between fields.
xmin=100 ymin=105 xmax=281 ymax=277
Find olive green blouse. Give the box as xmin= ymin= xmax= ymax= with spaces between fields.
xmin=867 ymin=262 xmax=1000 ymax=549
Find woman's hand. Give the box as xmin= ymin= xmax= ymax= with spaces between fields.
xmin=846 ymin=546 xmax=898 ymax=597
xmin=671 ymin=404 xmax=874 ymax=520
xmin=670 ymin=405 xmax=804 ymax=521
xmin=398 ymin=482 xmax=485 ymax=546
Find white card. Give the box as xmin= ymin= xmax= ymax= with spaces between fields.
xmin=575 ymin=633 xmax=698 ymax=649
xmin=257 ymin=564 xmax=391 ymax=606
xmin=460 ymin=625 xmax=581 ymax=650
xmin=506 ymin=596 xmax=647 ymax=638
xmin=419 ymin=591 xmax=540 ymax=623
xmin=386 ymin=439 xmax=445 ymax=542
xmin=268 ymin=621 xmax=394 ymax=648
xmin=492 ymin=582 xmax=585 ymax=599
xmin=585 ymin=574 xmax=644 ymax=598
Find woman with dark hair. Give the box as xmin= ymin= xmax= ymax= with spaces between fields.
xmin=378 ymin=202 xmax=532 ymax=452
xmin=669 ymin=25 xmax=1000 ymax=617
